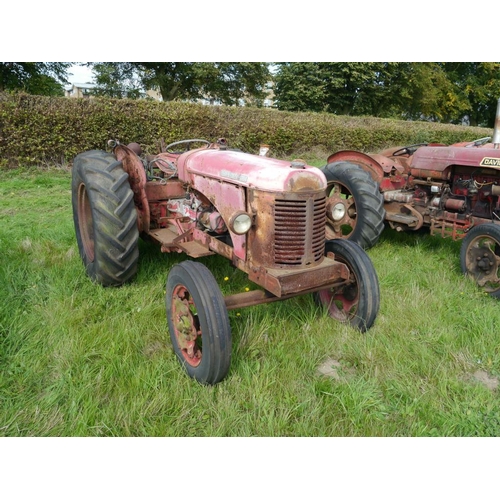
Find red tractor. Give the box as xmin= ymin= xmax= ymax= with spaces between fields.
xmin=71 ymin=138 xmax=380 ymax=384
xmin=322 ymin=99 xmax=500 ymax=298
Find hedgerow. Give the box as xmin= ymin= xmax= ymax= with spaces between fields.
xmin=0 ymin=92 xmax=492 ymax=167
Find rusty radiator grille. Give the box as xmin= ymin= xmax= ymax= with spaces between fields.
xmin=312 ymin=196 xmax=327 ymax=256
xmin=274 ymin=196 xmax=326 ymax=266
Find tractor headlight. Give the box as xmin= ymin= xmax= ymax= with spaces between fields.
xmin=230 ymin=212 xmax=252 ymax=235
xmin=330 ymin=202 xmax=346 ymax=221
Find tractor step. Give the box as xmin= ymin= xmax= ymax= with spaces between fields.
xmin=178 ymin=240 xmax=215 ymax=258
xmin=148 ymin=228 xmax=215 ymax=257
xmin=385 ymin=212 xmax=420 ymax=226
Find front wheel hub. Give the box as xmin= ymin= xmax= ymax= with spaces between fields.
xmin=477 ymin=256 xmax=494 ymax=271
xmin=471 ymin=247 xmax=495 ymax=273
xmin=171 ymin=288 xmax=202 ymax=366
xmin=329 ymin=202 xmax=347 ymax=222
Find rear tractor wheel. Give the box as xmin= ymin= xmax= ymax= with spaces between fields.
xmin=321 ymin=162 xmax=385 ymax=250
xmin=71 ymin=150 xmax=139 ymax=286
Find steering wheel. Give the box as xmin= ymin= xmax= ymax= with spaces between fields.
xmin=465 ymin=137 xmax=491 ymax=148
xmin=165 ymin=139 xmax=211 ymax=153
xmin=392 ymin=143 xmax=429 ymax=157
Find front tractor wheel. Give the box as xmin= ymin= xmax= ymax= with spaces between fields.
xmin=460 ymin=224 xmax=500 ymax=298
xmin=166 ymin=261 xmax=232 ymax=385
xmin=314 ymin=239 xmax=380 ymax=332
xmin=321 ymin=162 xmax=385 ymax=249
xmin=71 ymin=150 xmax=139 ymax=286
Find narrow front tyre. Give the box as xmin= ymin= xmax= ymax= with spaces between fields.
xmin=166 ymin=261 xmax=232 ymax=385
xmin=314 ymin=239 xmax=380 ymax=332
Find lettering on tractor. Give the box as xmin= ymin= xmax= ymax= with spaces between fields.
xmin=71 ymin=137 xmax=380 ymax=385
xmin=322 ymin=98 xmax=500 ymax=298
xmin=480 ymin=158 xmax=500 ymax=168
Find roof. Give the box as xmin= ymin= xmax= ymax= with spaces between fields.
xmin=65 ymin=82 xmax=96 ymax=90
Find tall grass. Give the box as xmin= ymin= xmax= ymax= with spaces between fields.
xmin=1 ymin=167 xmax=499 ymax=437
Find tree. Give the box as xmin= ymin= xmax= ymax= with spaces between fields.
xmin=382 ymin=62 xmax=467 ymax=122
xmin=441 ymin=62 xmax=500 ymax=127
xmin=89 ymin=63 xmax=144 ymax=99
xmin=273 ymin=62 xmax=500 ymax=125
xmin=273 ymin=62 xmax=334 ymax=113
xmin=89 ymin=62 xmax=272 ymax=105
xmin=0 ymin=62 xmax=71 ymax=96
xmin=274 ymin=62 xmax=409 ymax=117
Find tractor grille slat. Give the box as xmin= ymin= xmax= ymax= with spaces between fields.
xmin=274 ymin=196 xmax=326 ymax=266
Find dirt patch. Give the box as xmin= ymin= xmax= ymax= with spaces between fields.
xmin=143 ymin=340 xmax=168 ymax=358
xmin=471 ymin=370 xmax=499 ymax=391
xmin=317 ymin=357 xmax=356 ymax=380
xmin=65 ymin=246 xmax=76 ymax=260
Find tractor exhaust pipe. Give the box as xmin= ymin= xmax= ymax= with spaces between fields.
xmin=493 ymin=98 xmax=500 ymax=149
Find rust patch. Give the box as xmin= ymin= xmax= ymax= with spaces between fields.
xmin=114 ymin=144 xmax=150 ymax=232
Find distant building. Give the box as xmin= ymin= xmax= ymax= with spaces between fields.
xmin=144 ymin=89 xmax=162 ymax=101
xmin=64 ymin=83 xmax=95 ymax=99
xmin=197 ymin=81 xmax=275 ymax=108
xmin=62 ymin=80 xmax=273 ymax=105
xmin=64 ymin=83 xmax=162 ymax=101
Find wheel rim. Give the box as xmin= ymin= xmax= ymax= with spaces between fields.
xmin=171 ymin=285 xmax=202 ymax=367
xmin=77 ymin=182 xmax=95 ymax=262
xmin=465 ymin=234 xmax=500 ymax=292
xmin=325 ymin=182 xmax=357 ymax=239
xmin=317 ymin=272 xmax=360 ymax=322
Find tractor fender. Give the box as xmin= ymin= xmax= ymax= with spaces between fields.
xmin=114 ymin=143 xmax=150 ymax=233
xmin=326 ymin=150 xmax=405 ymax=185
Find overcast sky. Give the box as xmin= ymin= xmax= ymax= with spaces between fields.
xmin=68 ymin=64 xmax=93 ymax=85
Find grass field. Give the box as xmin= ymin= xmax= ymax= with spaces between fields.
xmin=1 ymin=166 xmax=499 ymax=437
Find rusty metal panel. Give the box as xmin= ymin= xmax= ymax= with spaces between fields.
xmin=114 ymin=144 xmax=150 ymax=232
xmin=145 ymin=179 xmax=186 ymax=201
xmin=327 ymin=150 xmax=388 ymax=183
xmin=247 ymin=257 xmax=349 ymax=297
xmin=273 ymin=196 xmax=325 ymax=266
xmin=190 ymin=176 xmax=247 ymax=261
xmin=430 ymin=211 xmax=472 ymax=239
xmin=248 ymin=188 xmax=327 ymax=269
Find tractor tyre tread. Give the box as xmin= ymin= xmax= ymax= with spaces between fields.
xmin=72 ymin=150 xmax=139 ymax=286
xmin=321 ymin=161 xmax=385 ymax=249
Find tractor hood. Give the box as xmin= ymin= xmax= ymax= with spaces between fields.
xmin=412 ymin=146 xmax=500 ymax=171
xmin=176 ymin=149 xmax=326 ymax=192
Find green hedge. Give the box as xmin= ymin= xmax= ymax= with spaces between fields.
xmin=0 ymin=92 xmax=493 ymax=167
